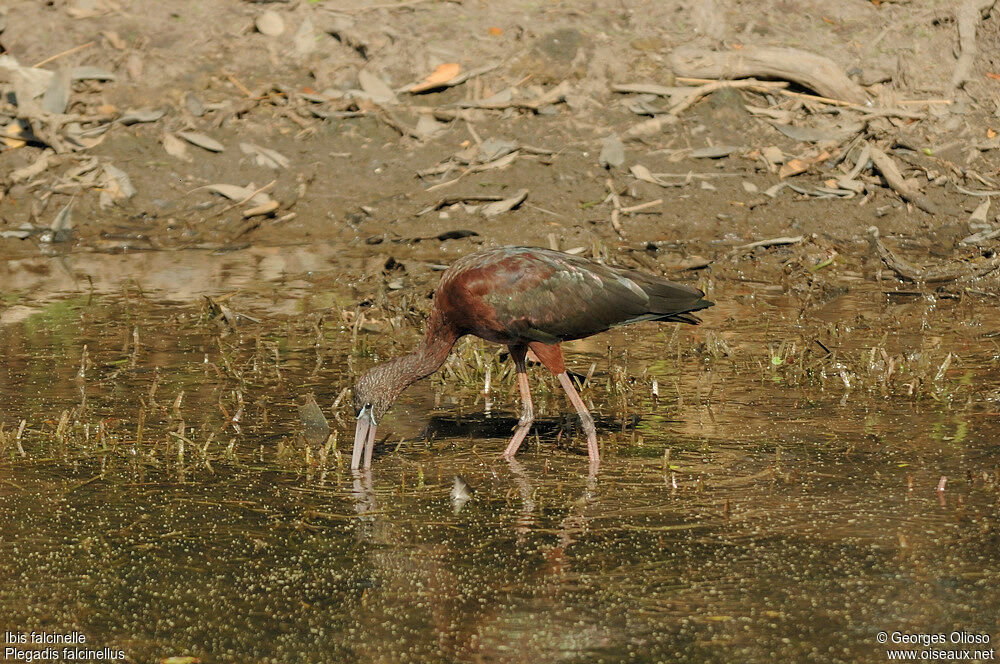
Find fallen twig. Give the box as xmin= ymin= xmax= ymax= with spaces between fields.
xmin=34 ymin=41 xmax=95 ymax=68
xmin=605 ymin=178 xmax=625 ymax=238
xmin=867 ymin=144 xmax=939 ymax=215
xmin=620 ymin=198 xmax=662 ymax=215
xmin=424 ymin=151 xmax=520 ymax=192
xmin=209 ymin=180 xmax=277 ymax=219
xmin=621 ymin=78 xmax=786 ymax=139
xmin=676 ymin=76 xmax=921 ymax=119
xmin=222 ymin=70 xmax=254 ymax=98
xmin=375 ymin=107 xmax=423 ymax=139
xmin=7 ymin=152 xmax=60 ymax=184
xmin=456 ymin=81 xmax=570 ymax=112
xmin=954 ymin=184 xmax=1000 ymax=197
xmin=611 ymin=82 xmax=685 ymax=96
xmin=417 ymin=194 xmax=505 ymax=215
xmin=668 ymin=79 xmax=787 ymax=116
xmin=733 ymin=235 xmax=804 ymax=254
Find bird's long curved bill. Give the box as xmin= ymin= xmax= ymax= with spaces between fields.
xmin=351 ymin=407 xmax=377 ymax=470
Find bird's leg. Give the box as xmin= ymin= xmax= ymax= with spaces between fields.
xmin=557 ymin=372 xmax=600 ymax=470
xmin=503 ymin=346 xmax=534 ymax=459
xmin=503 ymin=372 xmax=534 ymax=458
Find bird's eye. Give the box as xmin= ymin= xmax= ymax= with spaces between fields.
xmin=365 ymin=402 xmax=372 ymax=409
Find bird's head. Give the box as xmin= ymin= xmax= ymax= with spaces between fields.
xmin=350 ymin=363 xmax=401 ymax=470
xmin=352 ymin=364 xmax=397 ymax=423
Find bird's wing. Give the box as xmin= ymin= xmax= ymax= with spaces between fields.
xmin=474 ymin=250 xmax=703 ymax=342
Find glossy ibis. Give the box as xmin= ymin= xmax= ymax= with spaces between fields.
xmin=352 ymin=246 xmax=713 ymax=471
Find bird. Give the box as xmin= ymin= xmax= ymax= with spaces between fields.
xmin=351 ymin=246 xmax=713 ymax=471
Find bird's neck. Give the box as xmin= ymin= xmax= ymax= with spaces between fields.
xmin=384 ymin=315 xmax=458 ymax=395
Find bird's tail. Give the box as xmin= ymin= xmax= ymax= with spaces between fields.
xmin=636 ymin=276 xmax=715 ymax=325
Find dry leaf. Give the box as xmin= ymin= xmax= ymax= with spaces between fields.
xmin=40 ymin=69 xmax=71 ymax=114
xmin=178 ymin=131 xmax=225 ymax=153
xmin=599 ymin=134 xmax=625 ymax=168
xmin=689 ymin=145 xmax=740 ymax=159
xmin=102 ymin=164 xmax=136 ymax=200
xmin=630 ymin=164 xmax=661 ymax=184
xmin=119 ymin=108 xmax=166 ymax=125
xmin=184 ymin=93 xmax=204 ymax=117
xmin=778 ymin=158 xmax=808 ymax=179
xmin=0 ymin=55 xmax=55 ymax=100
xmin=205 ymin=184 xmax=253 ymax=200
xmin=415 ymin=115 xmax=446 ymax=138
xmin=970 ymin=198 xmax=991 ymax=223
xmin=255 ymin=11 xmax=284 ymax=36
xmin=2 ymin=121 xmax=26 ymax=148
xmin=411 ymin=63 xmax=461 ymax=93
xmin=162 ymin=132 xmax=191 ymax=161
xmin=203 ymin=183 xmax=273 ymax=207
xmin=478 ymin=151 xmax=518 ymax=171
xmin=239 ymin=142 xmax=289 ymax=169
xmin=358 ymin=70 xmax=397 ymax=105
xmin=481 ymin=189 xmax=528 ymax=217
xmin=244 ymin=200 xmax=280 ymax=218
xmin=293 ymin=17 xmax=317 ymax=56
xmin=761 ymin=145 xmax=786 ymax=165
xmin=71 ymin=66 xmax=116 ymax=82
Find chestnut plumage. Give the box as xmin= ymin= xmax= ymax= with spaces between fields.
xmin=351 ymin=246 xmax=713 ymax=471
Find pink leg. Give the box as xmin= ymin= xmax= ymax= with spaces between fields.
xmin=557 ymin=372 xmax=600 ymax=470
xmin=504 ymin=372 xmax=534 ymax=458
xmin=503 ymin=346 xmax=534 ymax=459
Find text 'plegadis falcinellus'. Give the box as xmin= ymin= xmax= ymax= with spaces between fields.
xmin=352 ymin=246 xmax=713 ymax=471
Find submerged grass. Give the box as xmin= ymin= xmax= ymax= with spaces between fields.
xmin=1 ymin=279 xmax=996 ymax=479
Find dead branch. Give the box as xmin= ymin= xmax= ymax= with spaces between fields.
xmin=949 ymin=0 xmax=997 ymax=95
xmin=669 ymin=46 xmax=868 ymax=104
xmin=620 ymin=79 xmax=786 ymax=139
xmin=732 ymin=235 xmax=804 ymax=256
xmin=676 ymin=76 xmax=923 ymax=118
xmin=667 ymin=79 xmax=786 ymax=116
xmin=867 ymin=144 xmax=939 ymax=215
xmin=456 ymin=81 xmax=570 ymax=112
xmin=375 ymin=107 xmax=423 ymax=139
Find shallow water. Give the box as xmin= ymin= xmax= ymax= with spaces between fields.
xmin=1 ymin=249 xmax=998 ymax=663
